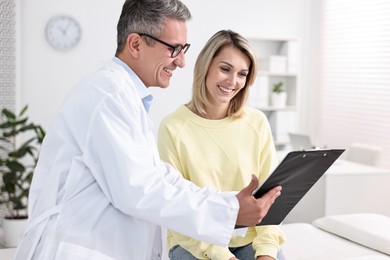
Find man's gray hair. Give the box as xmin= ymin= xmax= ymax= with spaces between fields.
xmin=116 ymin=0 xmax=191 ymax=54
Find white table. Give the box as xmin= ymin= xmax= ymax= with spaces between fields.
xmin=0 ymin=229 xmax=16 ymax=260
xmin=0 ymin=248 xmax=15 ymax=260
xmin=283 ymin=159 xmax=390 ymax=223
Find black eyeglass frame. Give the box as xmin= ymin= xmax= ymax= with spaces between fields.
xmin=138 ymin=33 xmax=190 ymax=58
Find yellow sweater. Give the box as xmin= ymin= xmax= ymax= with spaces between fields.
xmin=157 ymin=105 xmax=285 ymax=260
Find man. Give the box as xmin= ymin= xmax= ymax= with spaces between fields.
xmin=14 ymin=0 xmax=281 ymax=259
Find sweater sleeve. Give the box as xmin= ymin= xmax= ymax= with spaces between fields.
xmin=169 ymin=230 xmax=235 ymax=260
xmin=253 ymin=225 xmax=285 ymax=258
xmin=253 ymin=110 xmax=285 ymax=258
xmin=158 ymin=116 xmax=235 ymax=259
xmin=157 ymin=116 xmax=188 ymax=178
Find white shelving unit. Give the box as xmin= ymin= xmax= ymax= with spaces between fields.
xmin=247 ymin=37 xmax=301 ymax=149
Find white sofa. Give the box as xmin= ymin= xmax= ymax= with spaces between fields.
xmin=281 ymin=213 xmax=390 ymax=259
xmin=2 ymin=213 xmax=389 ymax=260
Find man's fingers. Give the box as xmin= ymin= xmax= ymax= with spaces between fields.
xmin=263 ymin=186 xmax=282 ymax=203
xmin=235 ymin=178 xmax=282 ymax=227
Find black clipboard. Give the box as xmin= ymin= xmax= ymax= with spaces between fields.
xmin=238 ymin=149 xmax=345 ymax=227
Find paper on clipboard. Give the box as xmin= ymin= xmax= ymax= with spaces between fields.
xmin=237 ymin=149 xmax=345 ymax=228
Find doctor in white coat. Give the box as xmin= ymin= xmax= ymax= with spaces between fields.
xmin=14 ymin=0 xmax=282 ymax=259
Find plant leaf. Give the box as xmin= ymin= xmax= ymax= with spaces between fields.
xmin=1 ymin=108 xmax=16 ymax=120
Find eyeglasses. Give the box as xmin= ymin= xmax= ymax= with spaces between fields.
xmin=138 ymin=33 xmax=190 ymax=58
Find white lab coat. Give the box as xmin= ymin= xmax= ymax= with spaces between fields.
xmin=14 ymin=59 xmax=239 ymax=260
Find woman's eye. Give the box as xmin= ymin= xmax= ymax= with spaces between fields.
xmin=238 ymin=72 xmax=248 ymax=78
xmin=221 ymin=67 xmax=230 ymax=72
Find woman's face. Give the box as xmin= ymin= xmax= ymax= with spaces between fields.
xmin=205 ymin=45 xmax=250 ymax=107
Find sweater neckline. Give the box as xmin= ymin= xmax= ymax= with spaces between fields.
xmin=179 ymin=105 xmax=235 ymax=128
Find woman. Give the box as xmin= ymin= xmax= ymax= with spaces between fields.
xmin=158 ymin=30 xmax=285 ymax=260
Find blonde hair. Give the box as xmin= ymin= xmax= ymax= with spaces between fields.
xmin=187 ymin=30 xmax=257 ymax=118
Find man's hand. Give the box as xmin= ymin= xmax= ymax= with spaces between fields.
xmin=235 ymin=175 xmax=282 ymax=227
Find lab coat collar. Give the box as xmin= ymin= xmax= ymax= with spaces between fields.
xmin=112 ymin=57 xmax=153 ymax=112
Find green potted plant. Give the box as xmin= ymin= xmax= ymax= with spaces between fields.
xmin=0 ymin=105 xmax=45 ymax=247
xmin=271 ymin=81 xmax=287 ymax=108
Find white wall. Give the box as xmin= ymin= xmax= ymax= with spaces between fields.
xmin=149 ymin=0 xmax=310 ymax=133
xmin=20 ymin=0 xmax=124 ymax=128
xmin=19 ymin=0 xmax=316 ymax=137
xmin=299 ymin=0 xmax=323 ymax=145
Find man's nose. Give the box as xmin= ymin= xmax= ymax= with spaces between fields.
xmin=173 ymin=51 xmax=186 ymax=68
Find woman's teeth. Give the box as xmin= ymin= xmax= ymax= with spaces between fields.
xmin=219 ymin=86 xmax=233 ymax=93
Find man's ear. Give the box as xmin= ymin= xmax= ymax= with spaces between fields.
xmin=126 ymin=33 xmax=141 ymax=58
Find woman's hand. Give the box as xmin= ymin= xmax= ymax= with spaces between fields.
xmin=256 ymin=256 xmax=275 ymax=260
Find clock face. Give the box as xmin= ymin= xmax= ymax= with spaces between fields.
xmin=46 ymin=15 xmax=81 ymax=50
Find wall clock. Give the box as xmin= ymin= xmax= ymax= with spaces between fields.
xmin=45 ymin=15 xmax=81 ymax=50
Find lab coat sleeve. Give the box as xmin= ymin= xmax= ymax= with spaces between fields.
xmin=83 ymin=96 xmax=239 ymax=247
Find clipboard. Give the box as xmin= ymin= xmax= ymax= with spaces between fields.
xmin=238 ymin=149 xmax=345 ymax=227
